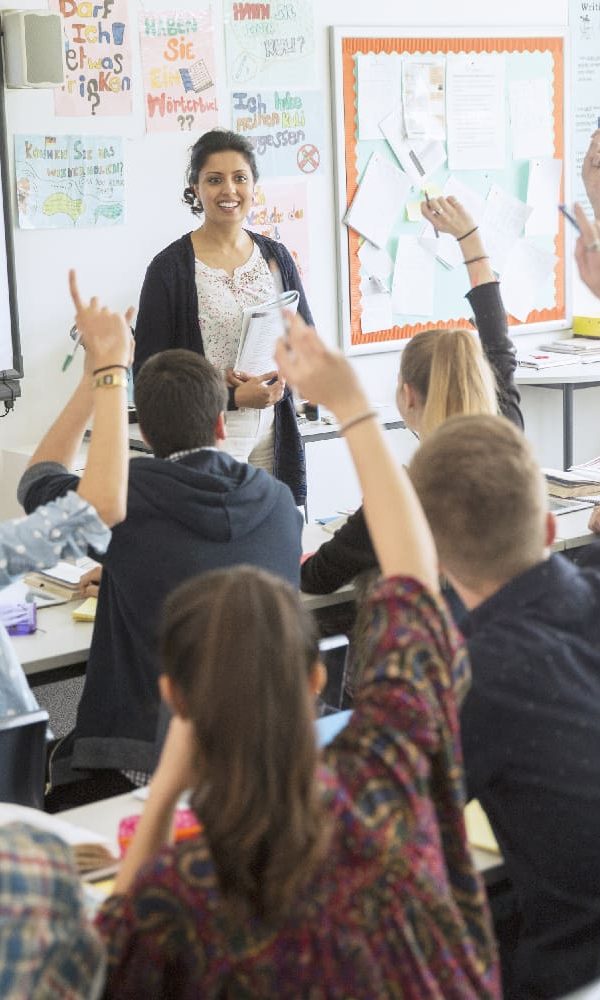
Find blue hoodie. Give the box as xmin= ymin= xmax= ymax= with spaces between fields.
xmin=19 ymin=450 xmax=302 ymax=781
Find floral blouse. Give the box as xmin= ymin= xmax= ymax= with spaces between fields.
xmin=96 ymin=577 xmax=500 ymax=999
xmin=0 ymin=492 xmax=110 ymax=717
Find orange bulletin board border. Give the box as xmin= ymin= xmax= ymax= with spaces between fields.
xmin=332 ymin=29 xmax=567 ymax=353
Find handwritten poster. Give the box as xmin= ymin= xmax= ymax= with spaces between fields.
xmin=140 ymin=9 xmax=218 ymax=133
xmin=224 ymin=0 xmax=315 ymax=88
xmin=52 ymin=0 xmax=133 ymax=116
xmin=570 ymin=0 xmax=600 ymax=211
xmin=15 ymin=135 xmax=125 ymax=229
xmin=246 ymin=179 xmax=309 ymax=291
xmin=231 ymin=89 xmax=324 ymax=176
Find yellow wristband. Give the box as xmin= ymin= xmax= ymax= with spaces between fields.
xmin=94 ymin=373 xmax=128 ymax=390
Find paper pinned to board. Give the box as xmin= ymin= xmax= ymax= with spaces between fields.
xmin=446 ymin=52 xmax=506 ymax=170
xmin=356 ymin=52 xmax=402 ymax=141
xmin=236 ymin=290 xmax=299 ymax=375
xmin=401 ymin=56 xmax=446 ymax=141
xmin=358 ymin=241 xmax=394 ymax=286
xmin=344 ymin=152 xmax=411 ymax=249
xmin=501 ymin=238 xmax=557 ymax=321
xmin=392 ymin=236 xmax=434 ymax=315
xmin=482 ymin=185 xmax=533 ymax=274
xmin=525 ymin=158 xmax=563 ymax=237
xmin=379 ymin=107 xmax=446 ymax=185
xmin=509 ymin=78 xmax=554 ymax=160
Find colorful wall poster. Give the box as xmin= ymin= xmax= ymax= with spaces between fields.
xmin=231 ymin=89 xmax=324 ymax=176
xmin=224 ymin=0 xmax=315 ymax=88
xmin=140 ymin=9 xmax=218 ymax=133
xmin=51 ymin=0 xmax=133 ymax=116
xmin=15 ymin=136 xmax=125 ymax=229
xmin=246 ymin=179 xmax=309 ymax=291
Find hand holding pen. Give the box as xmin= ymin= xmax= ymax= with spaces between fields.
xmin=63 ymin=269 xmax=135 ymax=375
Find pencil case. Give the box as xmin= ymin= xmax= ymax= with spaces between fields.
xmin=118 ymin=807 xmax=202 ymax=857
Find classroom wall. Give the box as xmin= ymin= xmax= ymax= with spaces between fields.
xmin=2 ymin=0 xmax=600 ymax=490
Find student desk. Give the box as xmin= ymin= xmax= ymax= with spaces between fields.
xmin=515 ymin=364 xmax=600 ymax=470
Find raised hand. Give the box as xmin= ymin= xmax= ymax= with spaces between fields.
xmin=582 ymin=130 xmax=600 ymax=219
xmin=574 ymin=204 xmax=600 ymax=299
xmin=69 ymin=269 xmax=135 ymax=373
xmin=420 ymin=194 xmax=477 ymax=240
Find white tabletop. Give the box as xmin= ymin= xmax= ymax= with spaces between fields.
xmin=515 ymin=363 xmax=600 ymax=385
xmin=13 ymin=599 xmax=93 ymax=676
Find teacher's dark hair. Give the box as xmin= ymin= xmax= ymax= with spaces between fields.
xmin=183 ymin=128 xmax=259 ymax=217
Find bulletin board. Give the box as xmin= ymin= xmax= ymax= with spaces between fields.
xmin=330 ymin=27 xmax=570 ymax=356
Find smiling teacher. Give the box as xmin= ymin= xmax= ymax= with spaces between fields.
xmin=132 ymin=128 xmax=313 ymax=504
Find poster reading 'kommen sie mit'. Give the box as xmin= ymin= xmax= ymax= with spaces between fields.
xmin=51 ymin=0 xmax=133 ymax=116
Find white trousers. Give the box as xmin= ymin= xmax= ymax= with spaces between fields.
xmin=223 ymin=407 xmax=275 ymax=473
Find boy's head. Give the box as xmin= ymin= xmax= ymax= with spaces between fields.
xmin=408 ymin=414 xmax=554 ymax=597
xmin=134 ymin=349 xmax=227 ymax=458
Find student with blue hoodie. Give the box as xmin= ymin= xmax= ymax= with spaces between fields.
xmin=18 ymin=349 xmax=302 ymax=807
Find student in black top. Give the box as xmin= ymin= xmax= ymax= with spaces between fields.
xmin=301 ymin=195 xmax=523 ymax=597
xmin=18 ymin=350 xmax=302 ymax=804
xmin=410 ymin=413 xmax=600 ymax=1000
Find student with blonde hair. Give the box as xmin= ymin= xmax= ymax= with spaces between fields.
xmin=301 ymin=195 xmax=522 ymax=596
xmin=409 ymin=413 xmax=600 ymax=1000
xmin=95 ymin=318 xmax=501 ymax=1000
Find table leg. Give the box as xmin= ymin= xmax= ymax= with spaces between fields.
xmin=563 ymin=384 xmax=573 ymax=470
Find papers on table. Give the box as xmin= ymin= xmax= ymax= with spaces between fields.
xmin=525 ymin=158 xmax=562 ymax=238
xmin=236 ymin=290 xmax=299 ymax=375
xmin=509 ymin=78 xmax=554 ymax=160
xmin=446 ymin=52 xmax=506 ymax=170
xmin=392 ymin=236 xmax=434 ymax=315
xmin=0 ymin=802 xmax=114 ymax=851
xmin=356 ymin=53 xmax=402 ymax=141
xmin=344 ymin=152 xmax=411 ymax=248
xmin=517 ymin=352 xmax=579 ymax=370
xmin=501 ymin=239 xmax=557 ymax=320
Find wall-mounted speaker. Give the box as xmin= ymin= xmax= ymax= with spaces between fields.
xmin=2 ymin=10 xmax=65 ymax=88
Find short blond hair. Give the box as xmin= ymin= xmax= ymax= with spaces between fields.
xmin=408 ymin=414 xmax=547 ymax=588
xmin=400 ymin=327 xmax=498 ymax=439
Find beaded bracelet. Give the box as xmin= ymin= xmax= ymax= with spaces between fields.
xmin=463 ymin=255 xmax=489 ymax=265
xmin=457 ymin=226 xmax=479 ymax=242
xmin=92 ymin=364 xmax=129 ymax=376
xmin=338 ymin=410 xmax=377 ymax=435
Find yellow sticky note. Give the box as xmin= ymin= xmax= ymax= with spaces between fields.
xmin=72 ymin=597 xmax=97 ymax=622
xmin=465 ymin=800 xmax=500 ymax=854
xmin=406 ymin=183 xmax=443 ymax=222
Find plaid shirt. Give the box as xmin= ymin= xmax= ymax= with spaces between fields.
xmin=0 ymin=823 xmax=105 ymax=999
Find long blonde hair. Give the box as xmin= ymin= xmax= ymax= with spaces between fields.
xmin=400 ymin=328 xmax=498 ymax=439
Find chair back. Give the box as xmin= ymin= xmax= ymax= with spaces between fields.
xmin=0 ymin=709 xmax=49 ymax=809
xmin=318 ymin=634 xmax=350 ymax=713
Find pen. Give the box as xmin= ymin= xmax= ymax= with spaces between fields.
xmin=425 ymin=190 xmax=439 ymax=239
xmin=558 ymin=204 xmax=581 ymax=234
xmin=62 ymin=325 xmax=82 ymax=372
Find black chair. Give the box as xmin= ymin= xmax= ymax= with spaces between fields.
xmin=0 ymin=709 xmax=49 ymax=809
xmin=318 ymin=634 xmax=350 ymax=715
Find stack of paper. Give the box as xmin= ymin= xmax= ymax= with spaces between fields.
xmin=543 ymin=468 xmax=600 ymax=498
xmin=540 ymin=338 xmax=600 ymax=356
xmin=517 ymin=353 xmax=579 ymax=370
xmin=236 ymin=290 xmax=299 ymax=375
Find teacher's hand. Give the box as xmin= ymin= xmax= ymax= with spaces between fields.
xmin=234 ymin=371 xmax=285 ymax=409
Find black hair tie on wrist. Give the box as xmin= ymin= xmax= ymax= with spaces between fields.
xmin=92 ymin=364 xmax=129 ymax=376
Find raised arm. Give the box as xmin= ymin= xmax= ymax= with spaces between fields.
xmin=582 ymin=130 xmax=600 ymax=221
xmin=275 ymin=320 xmax=438 ymax=593
xmin=574 ymin=203 xmax=600 ymax=299
xmin=421 ymin=195 xmax=523 ymax=429
xmin=26 ymin=271 xmax=134 ymax=526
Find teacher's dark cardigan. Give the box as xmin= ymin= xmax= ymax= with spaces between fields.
xmin=133 ymin=231 xmax=312 ymax=505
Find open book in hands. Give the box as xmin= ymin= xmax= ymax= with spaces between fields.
xmin=236 ymin=290 xmax=299 ymax=376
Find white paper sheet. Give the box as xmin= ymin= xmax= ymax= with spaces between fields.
xmin=356 ymin=53 xmax=402 ymax=142
xmin=483 ymin=184 xmax=533 ymax=274
xmin=525 ymin=158 xmax=563 ymax=237
xmin=509 ymin=78 xmax=554 ymax=160
xmin=358 ymin=241 xmax=394 ymax=286
xmin=344 ymin=153 xmax=411 ymax=249
xmin=446 ymin=52 xmax=506 ymax=170
xmin=360 ymin=288 xmax=394 ymax=334
xmin=378 ymin=106 xmax=446 ymax=185
xmin=501 ymin=238 xmax=557 ymax=321
xmin=401 ymin=57 xmax=446 ymax=141
xmin=392 ymin=236 xmax=435 ymax=315
xmin=236 ymin=291 xmax=299 ymax=375
xmin=0 ymin=803 xmax=113 ymax=849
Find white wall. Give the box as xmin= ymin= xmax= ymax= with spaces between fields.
xmin=4 ymin=0 xmax=600 ymax=482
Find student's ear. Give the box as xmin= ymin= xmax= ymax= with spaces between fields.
xmin=158 ymin=674 xmax=189 ymax=718
xmin=309 ymin=659 xmax=327 ymax=698
xmin=545 ymin=510 xmax=557 ymax=548
xmin=215 ymin=411 xmax=227 ymax=442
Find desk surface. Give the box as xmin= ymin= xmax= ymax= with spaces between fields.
xmin=516 ymin=363 xmax=600 ymax=385
xmin=60 ymin=790 xmax=502 ymax=878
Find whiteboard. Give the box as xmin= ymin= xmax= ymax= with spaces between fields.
xmin=330 ymin=26 xmax=571 ymax=356
xmin=0 ymin=47 xmax=22 ymax=390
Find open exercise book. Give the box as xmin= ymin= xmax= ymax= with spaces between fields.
xmin=236 ymin=290 xmax=299 ymax=376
